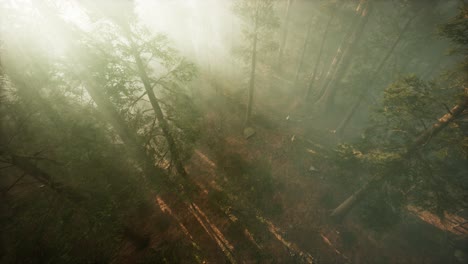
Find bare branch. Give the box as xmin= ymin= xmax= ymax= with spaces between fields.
xmin=129 ymin=91 xmax=148 ymax=108
xmin=150 ymin=60 xmax=185 ymax=89
xmin=3 ymin=172 xmax=26 ymax=193
xmin=157 ymin=83 xmax=187 ymax=96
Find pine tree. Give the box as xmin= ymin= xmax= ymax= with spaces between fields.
xmin=233 ymin=0 xmax=279 ymax=136
xmin=330 ymin=3 xmax=468 ymax=222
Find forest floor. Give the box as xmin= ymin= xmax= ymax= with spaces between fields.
xmin=114 ymin=77 xmax=467 ymax=263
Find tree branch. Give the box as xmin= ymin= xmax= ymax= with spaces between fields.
xmin=150 ymin=60 xmax=185 ymax=89
xmin=129 ymin=91 xmax=148 ymax=108
xmin=3 ymin=172 xmax=26 ymax=193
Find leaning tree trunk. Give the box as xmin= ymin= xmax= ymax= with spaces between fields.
xmin=330 ymin=94 xmax=468 ymax=221
xmin=28 ymin=3 xmax=180 ymax=245
xmin=335 ymin=14 xmax=417 ymax=136
xmin=39 ymin=0 xmax=185 ymax=179
xmin=31 ymin=1 xmax=152 ymax=170
xmin=316 ymin=0 xmax=372 ymax=111
xmin=293 ymin=19 xmax=313 ymax=86
xmin=313 ymin=0 xmax=367 ymax=103
xmin=82 ymin=79 xmax=176 ymax=191
xmin=305 ymin=7 xmax=336 ymax=100
xmin=129 ymin=43 xmax=187 ymax=177
xmin=245 ymin=7 xmax=259 ymax=127
xmin=83 ymin=82 xmax=141 ymax=155
xmin=277 ymin=0 xmax=293 ymax=71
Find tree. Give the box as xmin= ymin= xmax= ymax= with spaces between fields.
xmin=335 ymin=12 xmax=418 ymax=136
xmin=233 ymin=0 xmax=279 ymax=134
xmin=76 ymin=0 xmax=199 ymax=177
xmin=330 ymin=3 xmax=468 ymax=221
xmin=305 ymin=2 xmax=337 ymax=100
xmin=277 ymin=0 xmax=293 ymax=72
xmin=293 ymin=18 xmax=313 ymax=86
xmin=0 ymin=1 xmax=205 ymax=260
xmin=331 ymin=85 xmax=467 ymax=221
xmin=0 ymin=10 xmax=162 ymax=260
xmin=314 ymin=0 xmax=372 ymax=111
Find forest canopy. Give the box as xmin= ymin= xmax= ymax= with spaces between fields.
xmin=1 ymin=0 xmax=467 ymax=263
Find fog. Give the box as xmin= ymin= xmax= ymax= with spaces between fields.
xmin=136 ymin=0 xmax=238 ymax=65
xmin=1 ymin=0 xmax=467 ymax=263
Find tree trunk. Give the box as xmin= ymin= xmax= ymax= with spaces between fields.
xmin=245 ymin=7 xmax=259 ymax=127
xmin=313 ymin=0 xmax=367 ymax=103
xmin=129 ymin=44 xmax=187 ymax=177
xmin=331 ymin=94 xmax=468 ymax=221
xmin=407 ymin=96 xmax=468 ymax=152
xmin=335 ymin=14 xmax=417 ymax=136
xmin=277 ymin=0 xmax=293 ymax=71
xmin=293 ymin=19 xmax=313 ymax=86
xmin=329 ymin=177 xmax=379 ymax=220
xmin=305 ymin=8 xmax=336 ymax=100
xmin=316 ymin=0 xmax=372 ymax=111
xmin=84 ymin=84 xmax=139 ymax=150
xmin=31 ymin=0 xmax=154 ymax=172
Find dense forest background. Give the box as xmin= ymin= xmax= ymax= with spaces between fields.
xmin=1 ymin=0 xmax=467 ymax=263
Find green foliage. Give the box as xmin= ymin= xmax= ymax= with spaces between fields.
xmin=232 ymin=0 xmax=279 ymax=65
xmin=0 ymin=1 xmax=201 ymax=262
xmin=0 ymin=56 xmax=153 ymax=259
xmin=438 ymin=3 xmax=468 ymax=98
xmin=334 ymin=143 xmax=363 ymax=169
xmin=67 ymin=13 xmax=202 ymax=166
xmin=362 ymin=76 xmax=457 ymax=150
xmin=439 ymin=4 xmax=468 ymax=47
xmin=233 ymin=0 xmax=279 ymax=29
xmin=334 ymin=74 xmax=466 ymax=223
xmin=332 ymin=2 xmax=468 ymax=219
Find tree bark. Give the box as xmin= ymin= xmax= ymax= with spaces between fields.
xmin=31 ymin=0 xmax=152 ymax=169
xmin=330 ymin=93 xmax=468 ymax=221
xmin=245 ymin=6 xmax=259 ymax=127
xmin=313 ymin=0 xmax=367 ymax=103
xmin=277 ymin=0 xmax=293 ymax=71
xmin=129 ymin=43 xmax=187 ymax=177
xmin=329 ymin=178 xmax=379 ymax=220
xmin=84 ymin=83 xmax=139 ymax=151
xmin=335 ymin=14 xmax=417 ymax=136
xmin=316 ymin=0 xmax=372 ymax=110
xmin=305 ymin=8 xmax=336 ymax=100
xmin=293 ymin=19 xmax=313 ymax=86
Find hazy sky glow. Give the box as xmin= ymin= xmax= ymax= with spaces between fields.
xmin=2 ymin=0 xmax=246 ymax=73
xmin=135 ymin=0 xmax=241 ymax=66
